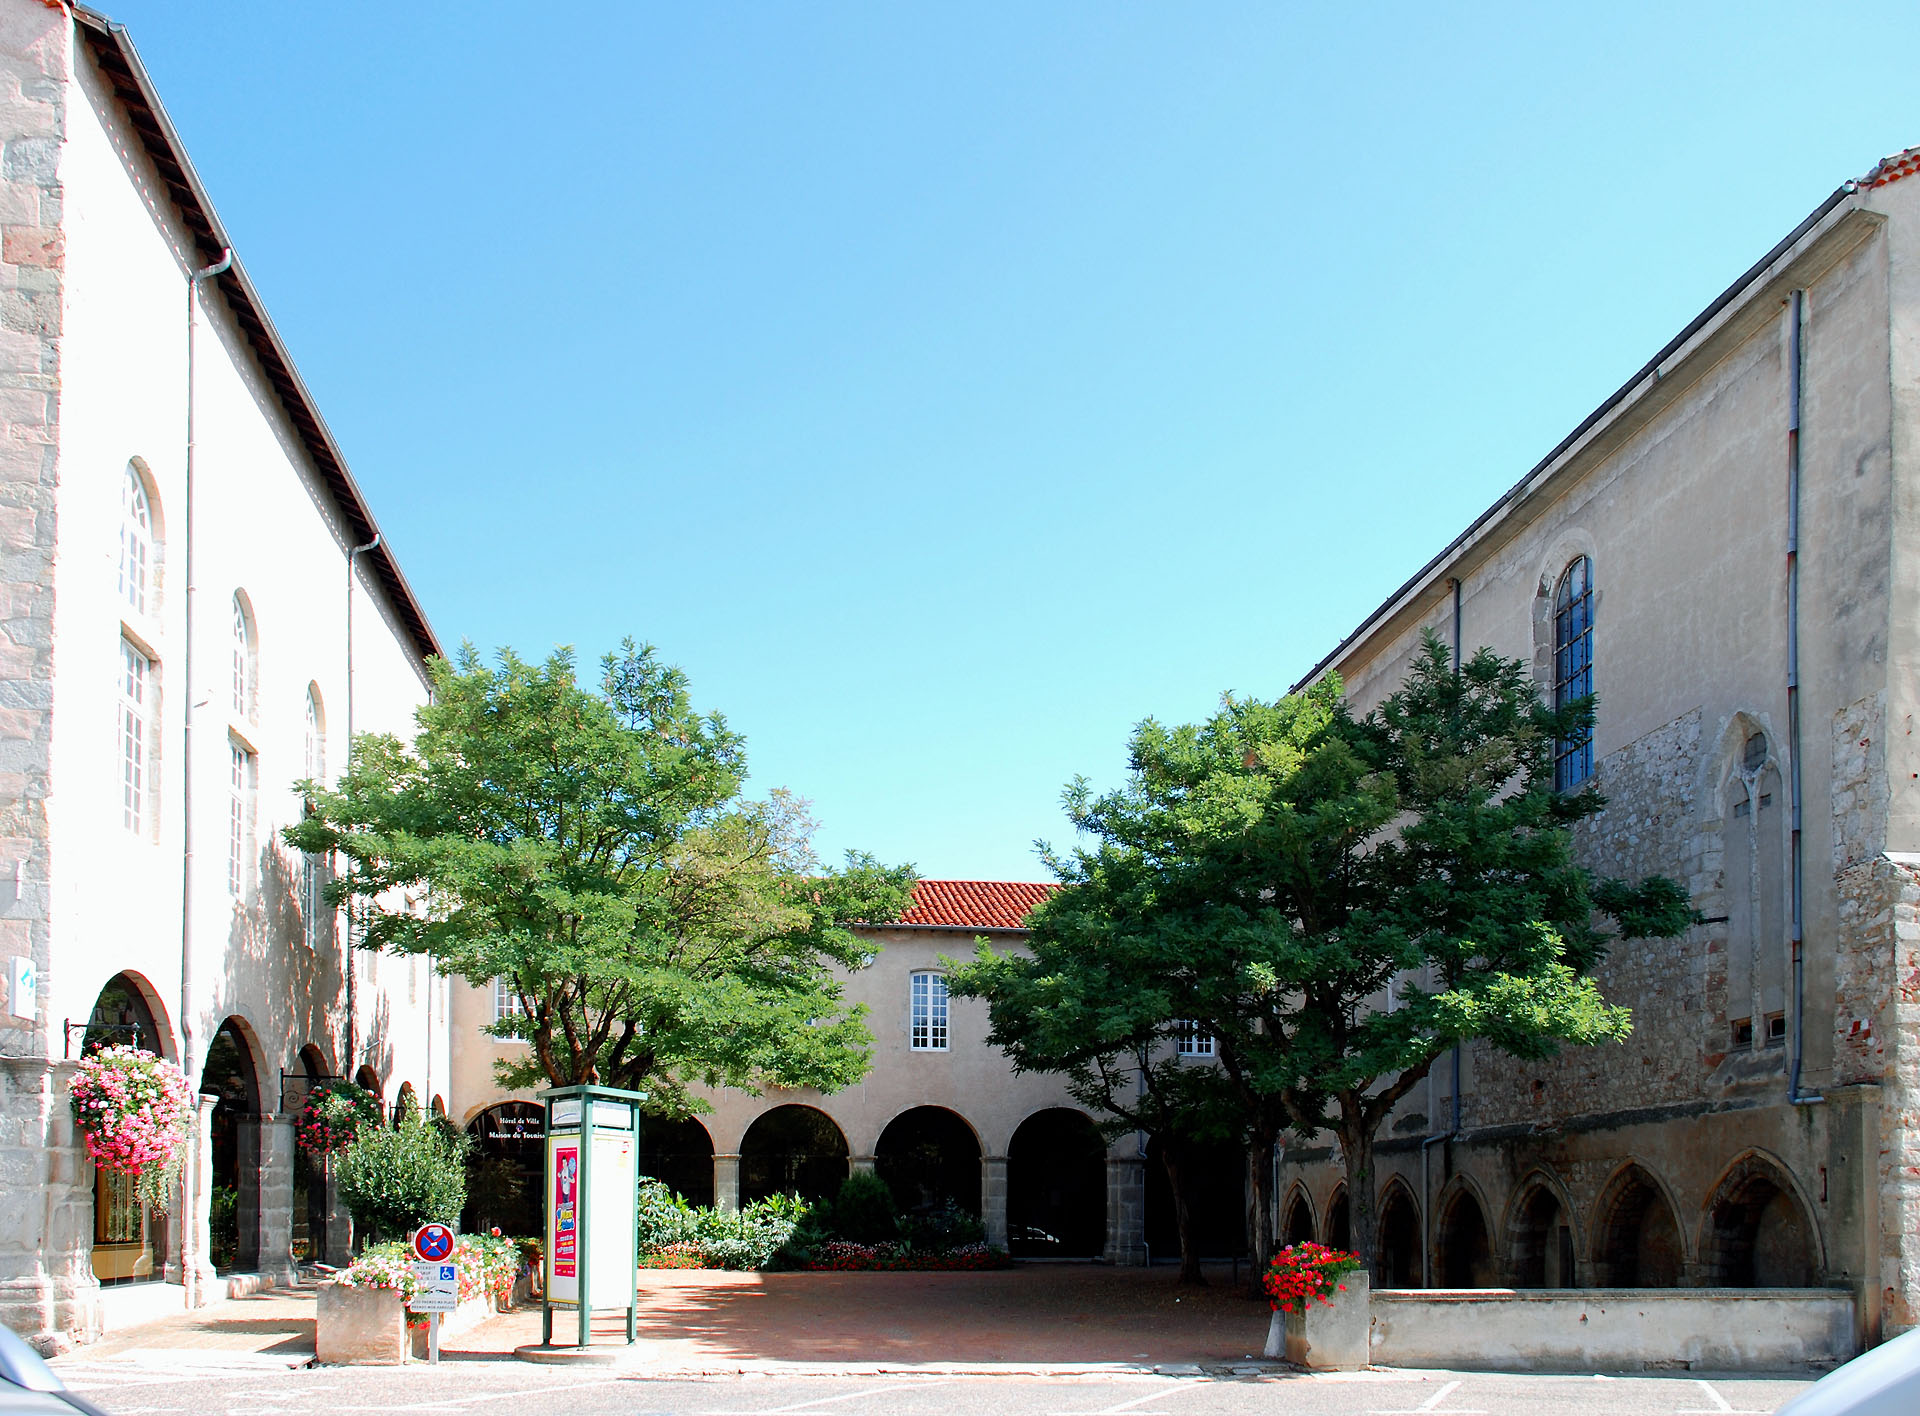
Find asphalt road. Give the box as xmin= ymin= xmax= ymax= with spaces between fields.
xmin=54 ymin=1364 xmax=1817 ymax=1416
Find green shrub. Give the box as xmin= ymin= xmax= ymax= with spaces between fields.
xmin=829 ymin=1171 xmax=898 ymax=1245
xmin=636 ymin=1187 xmax=811 ymax=1270
xmin=899 ymin=1200 xmax=985 ymax=1252
xmin=636 ymin=1179 xmax=695 ymax=1250
xmin=335 ymin=1110 xmax=471 ymax=1244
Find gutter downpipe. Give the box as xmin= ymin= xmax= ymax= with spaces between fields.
xmin=343 ymin=534 xmax=380 ymax=1075
xmin=1785 ymin=290 xmax=1823 ymax=1109
xmin=180 ymin=246 xmax=230 ymax=1307
xmin=1420 ymin=577 xmax=1467 ymax=1285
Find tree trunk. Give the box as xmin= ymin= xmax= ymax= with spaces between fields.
xmin=1159 ymin=1144 xmax=1206 ymax=1286
xmin=1245 ymin=1131 xmax=1278 ymax=1271
xmin=1338 ymin=1114 xmax=1379 ymax=1279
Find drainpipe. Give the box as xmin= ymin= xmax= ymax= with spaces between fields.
xmin=1785 ymin=290 xmax=1823 ymax=1109
xmin=343 ymin=534 xmax=380 ymax=1075
xmin=1420 ymin=578 xmax=1467 ymax=1285
xmin=179 ymin=246 xmax=229 ymax=1305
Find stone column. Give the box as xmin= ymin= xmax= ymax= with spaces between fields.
xmin=849 ymin=1154 xmax=876 ymax=1176
xmin=248 ymin=1113 xmax=297 ymax=1283
xmin=714 ymin=1154 xmax=741 ymax=1213
xmin=1104 ymin=1155 xmax=1147 ymax=1266
xmin=185 ymin=1093 xmax=222 ymax=1305
xmin=320 ymin=1154 xmax=353 ymax=1267
xmin=980 ymin=1156 xmax=1009 ymax=1248
xmin=0 ymin=1058 xmax=102 ymax=1354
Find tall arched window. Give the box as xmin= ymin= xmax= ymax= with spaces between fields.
xmin=1552 ymin=556 xmax=1594 ymax=791
xmin=304 ymin=686 xmax=325 ymax=783
xmin=118 ymin=466 xmax=153 ymax=616
xmin=301 ymin=687 xmax=329 ymax=950
xmin=1725 ymin=729 xmax=1786 ymax=1050
xmin=230 ymin=594 xmax=255 ymax=719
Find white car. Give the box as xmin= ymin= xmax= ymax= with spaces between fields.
xmin=1776 ymin=1327 xmax=1920 ymax=1416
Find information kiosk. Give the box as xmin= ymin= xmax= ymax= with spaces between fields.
xmin=540 ymin=1084 xmax=641 ymax=1348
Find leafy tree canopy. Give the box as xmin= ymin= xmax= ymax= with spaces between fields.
xmin=286 ymin=641 xmax=916 ymax=1109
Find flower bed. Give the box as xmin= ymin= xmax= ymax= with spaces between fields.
xmin=797 ymin=1240 xmax=1011 ymax=1272
xmin=336 ymin=1232 xmax=519 ymax=1320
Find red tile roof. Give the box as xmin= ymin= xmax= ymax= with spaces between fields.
xmin=1862 ymin=147 xmax=1920 ymax=189
xmin=890 ymin=879 xmax=1059 ymax=931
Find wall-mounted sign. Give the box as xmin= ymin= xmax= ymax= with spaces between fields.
xmin=6 ymin=956 xmax=34 ymax=1021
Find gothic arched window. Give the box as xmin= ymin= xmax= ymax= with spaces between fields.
xmin=1552 ymin=556 xmax=1594 ymax=791
xmin=119 ymin=466 xmax=153 ymax=615
xmin=231 ymin=594 xmax=255 ymax=719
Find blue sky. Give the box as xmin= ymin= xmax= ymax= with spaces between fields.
xmin=108 ymin=2 xmax=1916 ymax=881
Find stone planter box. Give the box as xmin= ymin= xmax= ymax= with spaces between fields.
xmin=1267 ymin=1273 xmax=1370 ymax=1370
xmin=407 ymin=1289 xmax=511 ymax=1358
xmin=317 ymin=1282 xmax=406 ymax=1365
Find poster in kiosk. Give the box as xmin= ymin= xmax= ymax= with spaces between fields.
xmin=541 ymin=1084 xmax=640 ymax=1348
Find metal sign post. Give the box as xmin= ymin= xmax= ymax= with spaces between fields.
xmin=538 ymin=1084 xmax=640 ymax=1350
xmin=409 ymin=1222 xmax=458 ymax=1364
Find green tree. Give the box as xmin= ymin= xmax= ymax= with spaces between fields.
xmin=286 ymin=641 xmax=916 ymax=1112
xmin=958 ymin=634 xmax=1692 ymax=1275
xmin=334 ymin=1110 xmax=470 ymax=1242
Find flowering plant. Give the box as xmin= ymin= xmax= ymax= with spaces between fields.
xmin=295 ymin=1079 xmax=383 ymax=1155
xmin=797 ymin=1240 xmax=1012 ymax=1272
xmin=69 ymin=1045 xmax=193 ymax=1209
xmin=337 ymin=1232 xmax=519 ymax=1323
xmin=1262 ymin=1241 xmax=1364 ymax=1313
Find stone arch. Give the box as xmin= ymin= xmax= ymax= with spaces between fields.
xmin=1591 ymin=1160 xmax=1685 ymax=1286
xmin=1505 ymin=1168 xmax=1578 ymax=1287
xmin=201 ymin=1016 xmax=267 ymax=1274
xmin=82 ymin=969 xmax=174 ymax=1060
xmin=1528 ymin=527 xmax=1601 ymax=693
xmin=876 ymin=1106 xmax=982 ymax=1216
xmin=1435 ymin=1178 xmax=1498 ymax=1287
xmin=392 ymin=1081 xmax=418 ymax=1123
xmin=741 ymin=1104 xmax=850 ymax=1205
xmin=290 ymin=1044 xmax=332 ymax=1263
xmin=1325 ymin=1184 xmax=1351 ymax=1253
xmin=1377 ymin=1177 xmax=1422 ymax=1288
xmin=1007 ymin=1107 xmax=1106 ymax=1258
xmin=1698 ymin=1150 xmax=1822 ymax=1287
xmin=296 ymin=1042 xmax=331 ymax=1077
xmin=643 ymin=1115 xmax=715 ymax=1209
xmin=353 ymin=1064 xmax=382 ymax=1099
xmin=1282 ymin=1184 xmax=1317 ymax=1247
xmin=83 ymin=972 xmax=175 ymax=1284
xmin=463 ymin=1101 xmax=545 ymax=1237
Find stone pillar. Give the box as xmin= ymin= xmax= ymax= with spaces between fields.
xmin=1104 ymin=1155 xmax=1147 ymax=1266
xmin=184 ymin=1094 xmax=221 ymax=1306
xmin=849 ymin=1154 xmax=876 ymax=1176
xmin=0 ymin=1058 xmax=102 ymax=1353
xmin=320 ymin=1154 xmax=352 ymax=1267
xmin=980 ymin=1156 xmax=1009 ymax=1248
xmin=247 ymin=1114 xmax=296 ymax=1282
xmin=714 ymin=1154 xmax=741 ymax=1213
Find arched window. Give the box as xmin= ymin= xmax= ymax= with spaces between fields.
xmin=1725 ymin=729 xmax=1786 ymax=1051
xmin=230 ymin=595 xmax=255 ymax=719
xmin=118 ymin=466 xmax=153 ymax=616
xmin=1552 ymin=556 xmax=1594 ymax=791
xmin=304 ymin=687 xmax=325 ymax=783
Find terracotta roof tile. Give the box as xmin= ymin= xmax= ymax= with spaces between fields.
xmin=1862 ymin=147 xmax=1920 ymax=189
xmin=891 ymin=879 xmax=1058 ymax=931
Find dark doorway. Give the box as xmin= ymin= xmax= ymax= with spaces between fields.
xmin=1592 ymin=1164 xmax=1683 ymax=1286
xmin=642 ymin=1116 xmax=715 ymax=1209
xmin=1144 ymin=1135 xmax=1247 ymax=1259
xmin=1436 ymin=1188 xmax=1497 ymax=1287
xmin=1007 ymin=1108 xmax=1106 ymax=1257
xmin=1702 ymin=1157 xmax=1818 ymax=1287
xmin=290 ymin=1046 xmax=330 ymax=1263
xmin=875 ymin=1107 xmax=980 ymax=1216
xmin=1509 ymin=1182 xmax=1575 ymax=1287
xmin=463 ymin=1101 xmax=545 ymax=1237
xmin=199 ymin=1019 xmax=261 ymax=1273
xmin=1283 ymin=1190 xmax=1316 ymax=1247
xmin=741 ymin=1105 xmax=849 ymax=1204
xmin=1377 ymin=1185 xmax=1421 ymax=1287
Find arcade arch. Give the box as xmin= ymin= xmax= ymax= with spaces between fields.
xmin=644 ymin=1116 xmax=716 ymax=1209
xmin=1700 ymin=1152 xmax=1820 ymax=1287
xmin=1007 ymin=1108 xmax=1105 ymax=1257
xmin=200 ymin=1017 xmax=265 ymax=1274
xmin=740 ymin=1105 xmax=849 ymax=1205
xmin=463 ymin=1100 xmax=545 ymax=1237
xmin=1507 ymin=1172 xmax=1577 ymax=1287
xmin=1591 ymin=1162 xmax=1683 ymax=1286
xmin=1376 ymin=1180 xmax=1421 ymax=1288
xmin=83 ymin=973 xmax=171 ymax=1283
xmin=875 ymin=1106 xmax=980 ymax=1216
xmin=1435 ymin=1182 xmax=1497 ymax=1287
xmin=1282 ymin=1187 xmax=1316 ymax=1247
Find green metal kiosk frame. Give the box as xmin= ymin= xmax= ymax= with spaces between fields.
xmin=539 ymin=1083 xmax=641 ymax=1349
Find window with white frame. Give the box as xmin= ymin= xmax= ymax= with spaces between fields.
xmin=118 ymin=466 xmax=153 ymax=616
xmin=227 ymin=742 xmax=254 ymax=896
xmin=231 ymin=595 xmax=254 ymax=718
xmin=492 ymin=978 xmax=526 ymax=1026
xmin=910 ymin=971 xmax=949 ymax=1051
xmin=1173 ymin=1019 xmax=1215 ymax=1057
xmin=118 ymin=640 xmax=150 ymax=835
xmin=303 ymin=687 xmax=325 ymax=783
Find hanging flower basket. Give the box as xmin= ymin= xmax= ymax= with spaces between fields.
xmin=1262 ymin=1240 xmax=1364 ymax=1313
xmin=69 ymin=1044 xmax=194 ymax=1209
xmin=295 ymin=1078 xmax=383 ymax=1155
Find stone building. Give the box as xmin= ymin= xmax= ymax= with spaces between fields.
xmin=0 ymin=3 xmax=448 ymax=1350
xmin=451 ymin=879 xmax=1248 ymax=1267
xmin=1275 ymin=146 xmax=1920 ymax=1346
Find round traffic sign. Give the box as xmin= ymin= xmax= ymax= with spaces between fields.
xmin=412 ymin=1222 xmax=455 ymax=1261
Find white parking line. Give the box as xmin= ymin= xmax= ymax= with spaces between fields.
xmin=1368 ymin=1378 xmax=1487 ymax=1415
xmin=707 ymin=1380 xmax=960 ymax=1416
xmin=1044 ymin=1379 xmax=1212 ymax=1416
xmin=1675 ymin=1379 xmax=1766 ymax=1415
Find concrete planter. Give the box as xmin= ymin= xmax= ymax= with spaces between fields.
xmin=316 ymin=1282 xmax=406 ymax=1365
xmin=1267 ymin=1273 xmax=1370 ymax=1370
